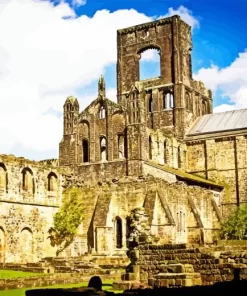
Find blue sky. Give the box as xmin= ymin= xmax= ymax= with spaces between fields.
xmin=0 ymin=0 xmax=246 ymax=160
xmin=68 ymin=0 xmax=247 ymax=109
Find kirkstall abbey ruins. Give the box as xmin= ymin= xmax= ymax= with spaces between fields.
xmin=0 ymin=15 xmax=247 ymax=264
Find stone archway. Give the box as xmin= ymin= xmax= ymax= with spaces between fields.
xmin=20 ymin=228 xmax=33 ymax=263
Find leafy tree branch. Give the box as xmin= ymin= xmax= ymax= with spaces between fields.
xmin=48 ymin=188 xmax=84 ymax=256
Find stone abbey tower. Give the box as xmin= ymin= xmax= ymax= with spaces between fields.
xmin=1 ymin=15 xmax=247 ymax=263
xmin=59 ymin=15 xmax=212 ymax=179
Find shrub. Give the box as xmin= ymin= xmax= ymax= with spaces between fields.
xmin=220 ymin=206 xmax=247 ymax=240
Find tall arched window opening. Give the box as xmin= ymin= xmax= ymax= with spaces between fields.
xmin=47 ymin=172 xmax=58 ymax=192
xmin=149 ymin=136 xmax=152 ymax=160
xmin=178 ymin=146 xmax=182 ymax=169
xmin=115 ymin=217 xmax=123 ymax=249
xmin=82 ymin=139 xmax=89 ymax=162
xmin=185 ymin=92 xmax=193 ymax=112
xmin=100 ymin=136 xmax=107 ymax=161
xmin=202 ymin=100 xmax=207 ymax=115
xmin=164 ymin=141 xmax=167 ymax=164
xmin=118 ymin=135 xmax=125 ymax=159
xmin=22 ymin=168 xmax=34 ymax=194
xmin=99 ymin=105 xmax=106 ymax=119
xmin=148 ymin=97 xmax=153 ymax=113
xmin=139 ymin=48 xmax=160 ymax=81
xmin=163 ymin=92 xmax=174 ymax=109
xmin=20 ymin=228 xmax=33 ymax=262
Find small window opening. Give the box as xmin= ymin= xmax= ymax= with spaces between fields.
xmin=115 ymin=217 xmax=123 ymax=249
xmin=149 ymin=97 xmax=153 ymax=113
xmin=202 ymin=101 xmax=207 ymax=115
xmin=48 ymin=173 xmax=57 ymax=192
xmin=118 ymin=135 xmax=125 ymax=159
xmin=99 ymin=106 xmax=106 ymax=119
xmin=164 ymin=93 xmax=174 ymax=109
xmin=164 ymin=141 xmax=167 ymax=164
xmin=82 ymin=139 xmax=89 ymax=162
xmin=178 ymin=146 xmax=182 ymax=168
xmin=149 ymin=136 xmax=152 ymax=160
xmin=22 ymin=168 xmax=34 ymax=194
xmin=100 ymin=137 xmax=107 ymax=161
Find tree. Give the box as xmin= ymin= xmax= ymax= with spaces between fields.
xmin=220 ymin=205 xmax=247 ymax=240
xmin=48 ymin=188 xmax=84 ymax=256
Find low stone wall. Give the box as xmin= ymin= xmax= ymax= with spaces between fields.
xmin=25 ymin=280 xmax=247 ymax=296
xmin=0 ymin=272 xmax=121 ymax=291
xmin=137 ymin=244 xmax=247 ymax=286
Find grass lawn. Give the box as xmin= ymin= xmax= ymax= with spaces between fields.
xmin=0 ymin=281 xmax=122 ymax=296
xmin=0 ymin=270 xmax=45 ymax=279
xmin=0 ymin=270 xmax=122 ymax=295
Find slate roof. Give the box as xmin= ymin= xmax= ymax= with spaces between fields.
xmin=187 ymin=109 xmax=247 ymax=136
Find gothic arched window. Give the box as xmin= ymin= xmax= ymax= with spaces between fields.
xmin=100 ymin=136 xmax=107 ymax=161
xmin=47 ymin=172 xmax=58 ymax=192
xmin=99 ymin=106 xmax=106 ymax=119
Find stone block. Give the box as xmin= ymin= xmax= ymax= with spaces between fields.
xmin=122 ymin=273 xmax=138 ymax=281
xmin=182 ymin=278 xmax=193 ymax=287
xmin=166 ymin=263 xmax=184 ymax=273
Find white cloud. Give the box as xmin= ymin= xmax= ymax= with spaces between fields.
xmin=158 ymin=5 xmax=199 ymax=30
xmin=72 ymin=0 xmax=87 ymax=7
xmin=194 ymin=50 xmax=247 ymax=112
xmin=0 ymin=0 xmax=200 ymax=160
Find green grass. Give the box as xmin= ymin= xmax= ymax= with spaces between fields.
xmin=0 ymin=281 xmax=123 ymax=296
xmin=0 ymin=271 xmax=123 ymax=295
xmin=0 ymin=270 xmax=45 ymax=279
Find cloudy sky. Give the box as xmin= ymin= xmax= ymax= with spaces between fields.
xmin=0 ymin=0 xmax=246 ymax=160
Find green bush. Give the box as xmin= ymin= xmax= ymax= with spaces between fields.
xmin=220 ymin=206 xmax=247 ymax=240
xmin=48 ymin=188 xmax=84 ymax=256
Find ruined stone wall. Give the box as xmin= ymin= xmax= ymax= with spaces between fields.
xmin=0 ymin=203 xmax=58 ymax=263
xmin=137 ymin=244 xmax=247 ymax=286
xmin=63 ymin=176 xmax=221 ymax=256
xmin=59 ymin=94 xmax=127 ymax=170
xmin=146 ymin=132 xmax=187 ymax=169
xmin=0 ymin=155 xmax=63 ymax=263
xmin=186 ymin=134 xmax=247 ymax=215
xmin=117 ymin=16 xmax=182 ymax=98
xmin=117 ymin=16 xmax=212 ymax=140
xmin=77 ymin=160 xmax=127 ymax=185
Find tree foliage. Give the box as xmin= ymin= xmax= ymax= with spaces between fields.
xmin=220 ymin=206 xmax=247 ymax=240
xmin=48 ymin=189 xmax=84 ymax=256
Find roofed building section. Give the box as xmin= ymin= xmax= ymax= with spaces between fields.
xmin=186 ymin=109 xmax=247 ymax=137
xmin=144 ymin=161 xmax=223 ymax=189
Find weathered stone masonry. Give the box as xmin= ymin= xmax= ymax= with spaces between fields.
xmin=0 ymin=155 xmax=62 ymax=263
xmin=1 ymin=15 xmax=247 ymax=264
